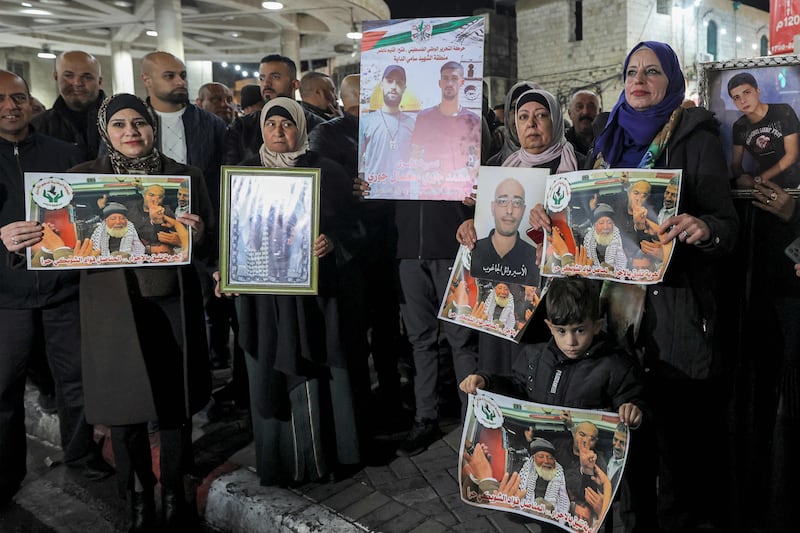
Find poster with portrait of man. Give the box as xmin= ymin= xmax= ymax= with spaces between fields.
xmin=698 ymin=55 xmax=800 ymax=189
xmin=460 ymin=389 xmax=630 ymax=533
xmin=358 ymin=16 xmax=485 ymax=200
xmin=24 ymin=173 xmax=193 ymax=269
xmin=540 ymin=168 xmax=682 ymax=284
xmin=470 ymin=166 xmax=550 ymax=285
xmin=438 ymin=245 xmax=541 ymax=343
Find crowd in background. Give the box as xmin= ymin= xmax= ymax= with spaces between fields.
xmin=1 ymin=40 xmax=798 ymax=533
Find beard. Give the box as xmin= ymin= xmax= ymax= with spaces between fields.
xmin=594 ymin=229 xmax=615 ymax=247
xmin=494 ymin=294 xmax=509 ymax=308
xmin=535 ymin=464 xmax=557 ymax=481
xmin=106 ymin=225 xmax=129 ymax=238
xmin=383 ymin=92 xmax=402 ymax=107
xmin=160 ymin=89 xmax=189 ymax=105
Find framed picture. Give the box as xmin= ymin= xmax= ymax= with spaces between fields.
xmin=697 ymin=54 xmax=800 ymax=198
xmin=219 ymin=166 xmax=320 ymax=295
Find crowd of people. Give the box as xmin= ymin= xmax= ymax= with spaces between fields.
xmin=1 ymin=39 xmax=798 ymax=533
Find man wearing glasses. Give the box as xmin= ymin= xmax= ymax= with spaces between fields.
xmin=470 ymin=177 xmax=538 ymax=285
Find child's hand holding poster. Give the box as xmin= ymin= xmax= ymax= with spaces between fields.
xmin=540 ymin=168 xmax=682 ymax=284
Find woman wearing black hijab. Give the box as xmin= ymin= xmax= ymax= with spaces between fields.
xmin=70 ymin=93 xmax=214 ymax=531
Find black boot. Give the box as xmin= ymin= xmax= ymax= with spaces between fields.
xmin=129 ymin=490 xmax=155 ymax=533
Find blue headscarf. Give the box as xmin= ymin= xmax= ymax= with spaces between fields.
xmin=593 ymin=41 xmax=685 ymax=168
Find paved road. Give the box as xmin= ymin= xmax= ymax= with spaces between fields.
xmin=0 ymin=383 xmax=250 ymax=533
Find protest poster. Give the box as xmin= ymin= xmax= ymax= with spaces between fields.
xmin=470 ymin=166 xmax=549 ymax=285
xmin=358 ymin=15 xmax=485 ymax=200
xmin=459 ymin=390 xmax=629 ymax=533
xmin=540 ymin=168 xmax=682 ymax=284
xmin=24 ymin=173 xmax=192 ymax=269
xmin=438 ymin=245 xmax=540 ymax=343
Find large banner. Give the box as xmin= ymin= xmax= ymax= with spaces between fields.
xmin=770 ymin=0 xmax=800 ymax=55
xmin=24 ymin=173 xmax=192 ymax=269
xmin=460 ymin=390 xmax=629 ymax=533
xmin=358 ymin=16 xmax=485 ymax=200
xmin=540 ymin=169 xmax=682 ymax=284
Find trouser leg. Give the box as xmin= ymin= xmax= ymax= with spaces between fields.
xmin=111 ymin=424 xmax=156 ymax=498
xmin=428 ymin=260 xmax=478 ymax=415
xmin=41 ymin=297 xmax=95 ymax=463
xmin=158 ymin=424 xmax=188 ymax=493
xmin=365 ymin=255 xmax=402 ymax=397
xmin=399 ymin=258 xmax=477 ymax=421
xmin=0 ymin=308 xmax=34 ymax=500
xmin=399 ymin=259 xmax=442 ymax=422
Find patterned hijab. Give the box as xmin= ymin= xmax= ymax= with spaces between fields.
xmin=593 ymin=41 xmax=686 ymax=168
xmin=258 ymin=97 xmax=309 ymax=168
xmin=97 ymin=93 xmax=162 ymax=174
xmin=503 ymin=89 xmax=579 ymax=173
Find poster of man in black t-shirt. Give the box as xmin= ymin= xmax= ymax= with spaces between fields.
xmin=729 ymin=71 xmax=800 ymax=188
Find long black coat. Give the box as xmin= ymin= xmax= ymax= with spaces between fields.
xmin=236 ymin=151 xmax=363 ymax=420
xmin=69 ymin=154 xmax=213 ymax=425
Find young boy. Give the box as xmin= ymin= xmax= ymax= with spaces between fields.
xmin=459 ymin=276 xmax=643 ymax=425
xmin=459 ymin=276 xmax=647 ymax=530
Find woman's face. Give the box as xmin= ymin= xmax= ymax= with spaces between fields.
xmin=517 ymin=100 xmax=553 ymax=154
xmin=107 ymin=108 xmax=154 ymax=158
xmin=263 ymin=116 xmax=298 ymax=153
xmin=624 ymin=48 xmax=669 ymax=111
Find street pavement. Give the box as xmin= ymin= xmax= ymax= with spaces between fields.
xmin=5 ymin=372 xmax=551 ymax=533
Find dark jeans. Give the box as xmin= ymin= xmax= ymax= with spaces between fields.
xmin=0 ymin=298 xmax=94 ymax=498
xmin=398 ymin=259 xmax=478 ymax=421
xmin=110 ymin=422 xmax=190 ymax=497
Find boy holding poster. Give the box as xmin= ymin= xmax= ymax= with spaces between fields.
xmin=459 ymin=276 xmax=649 ymax=531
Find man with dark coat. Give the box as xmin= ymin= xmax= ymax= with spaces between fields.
xmin=0 ymin=70 xmax=110 ymax=507
xmin=310 ymin=74 xmax=404 ymax=432
xmin=31 ymin=50 xmax=106 ymax=161
xmin=141 ymin=51 xmax=231 ymax=370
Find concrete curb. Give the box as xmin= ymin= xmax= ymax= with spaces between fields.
xmin=204 ymin=467 xmax=368 ymax=533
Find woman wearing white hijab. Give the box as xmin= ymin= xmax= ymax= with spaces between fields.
xmin=229 ymin=97 xmax=363 ymax=487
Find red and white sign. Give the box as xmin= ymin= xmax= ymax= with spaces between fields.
xmin=771 ymin=0 xmax=800 ymax=55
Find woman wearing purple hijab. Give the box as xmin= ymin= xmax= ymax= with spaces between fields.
xmin=531 ymin=42 xmax=738 ymax=533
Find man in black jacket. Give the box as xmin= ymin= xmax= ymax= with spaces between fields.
xmin=141 ymin=51 xmax=232 ymax=371
xmin=31 ymin=50 xmax=105 ymax=161
xmin=223 ymin=54 xmax=323 ymax=165
xmin=310 ymin=74 xmax=404 ymax=433
xmin=0 ymin=70 xmax=110 ymax=507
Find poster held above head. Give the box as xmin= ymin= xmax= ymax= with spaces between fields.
xmin=358 ymin=15 xmax=485 ymax=201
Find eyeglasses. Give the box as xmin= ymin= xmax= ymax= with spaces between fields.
xmin=495 ymin=196 xmax=524 ymax=208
